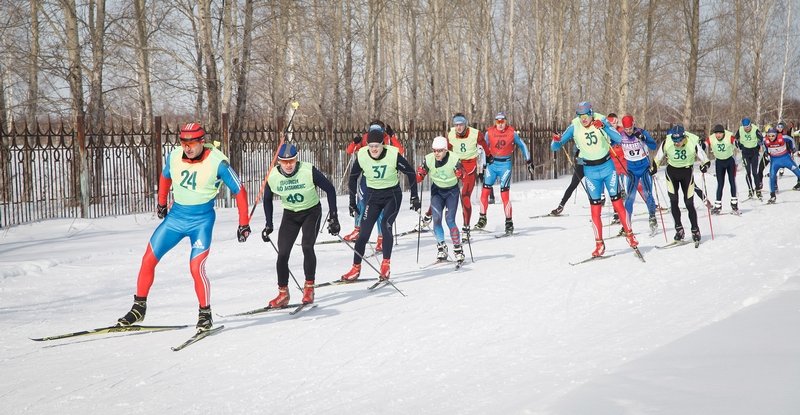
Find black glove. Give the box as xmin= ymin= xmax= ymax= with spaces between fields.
xmin=763 ymin=154 xmax=770 ymax=166
xmin=699 ymin=161 xmax=710 ymax=173
xmin=633 ymin=130 xmax=644 ymax=141
xmin=410 ymin=195 xmax=421 ymax=212
xmin=649 ymin=159 xmax=658 ymax=175
xmin=327 ymin=215 xmax=341 ymax=236
xmin=261 ymin=225 xmax=273 ymax=242
xmin=477 ymin=170 xmax=484 ymax=184
xmin=157 ymin=204 xmax=168 ymax=219
xmin=385 ymin=124 xmax=395 ymax=137
xmin=352 ymin=135 xmax=361 ymax=144
xmin=486 ymin=154 xmax=494 ymax=165
xmin=526 ymin=159 xmax=535 ymax=175
xmin=237 ymin=224 xmax=251 ymax=242
xmin=349 ymin=198 xmax=358 ymax=217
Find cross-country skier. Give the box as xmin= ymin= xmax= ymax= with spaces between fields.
xmin=474 ymin=112 xmax=533 ymax=235
xmin=261 ymin=143 xmax=340 ymax=308
xmin=340 ymin=129 xmax=420 ymax=281
xmin=706 ymin=124 xmax=739 ymax=214
xmin=618 ymin=114 xmax=658 ymax=231
xmin=447 ymin=113 xmax=488 ymax=241
xmin=651 ymin=125 xmax=709 ymax=243
xmin=117 ymin=123 xmax=251 ymax=330
xmin=551 ymin=101 xmax=638 ymax=257
xmin=416 ymin=136 xmax=466 ymax=263
xmin=763 ymin=127 xmax=800 ymax=203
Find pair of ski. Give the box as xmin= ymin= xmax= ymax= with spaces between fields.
xmin=420 ymin=258 xmax=465 ymax=270
xmin=529 ymin=213 xmax=569 ymax=219
xmin=655 ymin=239 xmax=700 ymax=249
xmin=314 ymin=276 xmax=394 ymax=291
xmin=30 ymin=323 xmax=224 ymax=352
xmin=569 ymin=247 xmax=645 ymax=266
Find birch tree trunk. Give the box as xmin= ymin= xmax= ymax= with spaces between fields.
xmin=87 ymin=0 xmax=106 ymax=128
xmin=221 ymin=1 xmax=234 ymax=114
xmin=777 ymin=0 xmax=792 ymax=121
xmin=27 ymin=0 xmax=40 ymax=127
xmin=682 ymin=0 xmax=700 ymax=125
xmin=231 ymin=0 xmax=253 ymax=172
xmin=61 ymin=0 xmax=85 ymax=122
xmin=197 ymin=0 xmax=221 ymax=131
xmin=503 ymin=0 xmax=516 ymax=114
xmin=616 ymin=0 xmax=632 ymax=113
xmin=134 ymin=0 xmax=153 ymax=128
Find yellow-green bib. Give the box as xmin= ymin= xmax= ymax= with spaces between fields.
xmin=664 ymin=132 xmax=700 ymax=168
xmin=169 ymin=144 xmax=228 ymax=205
xmin=570 ymin=113 xmax=609 ymax=161
xmin=708 ymin=132 xmax=735 ymax=160
xmin=425 ymin=152 xmax=459 ymax=188
xmin=267 ymin=162 xmax=320 ymax=212
xmin=737 ymin=125 xmax=760 ymax=149
xmin=357 ymin=146 xmax=400 ymax=189
xmin=448 ymin=127 xmax=480 ymax=160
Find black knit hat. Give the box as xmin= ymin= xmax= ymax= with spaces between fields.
xmin=367 ymin=130 xmax=384 ymax=144
xmin=712 ymin=124 xmax=725 ymax=134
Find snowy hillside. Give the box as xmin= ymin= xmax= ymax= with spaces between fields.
xmin=2 ymin=171 xmax=799 ymax=414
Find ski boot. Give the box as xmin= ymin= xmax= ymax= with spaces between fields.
xmin=197 ymin=306 xmax=213 ymax=331
xmin=767 ymin=192 xmax=777 ymax=204
xmin=379 ymin=259 xmax=391 ymax=281
xmin=268 ymin=285 xmax=290 ymax=308
xmin=793 ymin=180 xmax=800 ymax=190
xmin=436 ymin=241 xmax=448 ymax=261
xmin=453 ymin=244 xmax=465 ymax=263
xmin=341 ymin=264 xmax=362 ymax=281
xmin=461 ymin=226 xmax=471 ymax=242
xmin=625 ymin=230 xmax=639 ymax=248
xmin=756 ymin=189 xmax=763 ymax=200
xmin=674 ymin=225 xmax=685 ymax=241
xmin=747 ymin=189 xmax=754 ymax=199
xmin=592 ymin=239 xmax=606 ymax=257
xmin=710 ymin=202 xmax=721 ymax=215
xmin=611 ymin=212 xmax=620 ymax=225
xmin=474 ymin=214 xmax=487 ymax=230
xmin=117 ymin=295 xmax=147 ymax=326
xmin=420 ymin=214 xmax=432 ymax=230
xmin=504 ymin=219 xmax=514 ymax=235
xmin=616 ymin=227 xmax=625 ymax=237
xmin=691 ymin=227 xmax=701 ymax=244
xmin=731 ymin=199 xmax=739 ymax=213
xmin=343 ymin=227 xmax=360 ymax=242
xmin=302 ymin=281 xmax=315 ymax=304
xmin=648 ymin=215 xmax=658 ymax=232
xmin=375 ymin=235 xmax=383 ymax=252
xmin=550 ymin=204 xmax=564 ymax=216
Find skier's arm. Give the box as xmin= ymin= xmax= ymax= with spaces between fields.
xmin=551 ymin=125 xmax=576 ymax=151
xmin=312 ymin=166 xmax=338 ymax=216
xmin=695 ymin=144 xmax=709 ymax=164
xmin=396 ymin=154 xmax=419 ymax=199
xmin=513 ymin=132 xmax=531 ymax=161
xmin=348 ymin=158 xmax=363 ymax=200
xmin=218 ymin=161 xmax=249 ymax=226
xmin=262 ymin=184 xmax=275 ymax=228
xmin=653 ymin=140 xmax=666 ymax=164
xmin=640 ymin=129 xmax=657 ymax=150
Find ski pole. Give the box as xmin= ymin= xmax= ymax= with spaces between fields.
xmin=248 ymin=101 xmax=300 ymax=222
xmin=265 ymin=237 xmax=303 ymax=292
xmin=336 ymin=235 xmax=406 ymax=297
xmin=651 ymin=174 xmax=669 ymax=243
xmin=700 ymin=171 xmax=715 ymax=240
xmin=416 ymin=186 xmax=423 ymax=264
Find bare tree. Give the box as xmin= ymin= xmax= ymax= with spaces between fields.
xmin=134 ymin=0 xmax=154 ymax=127
xmin=61 ymin=0 xmax=85 ymax=121
xmin=27 ymin=0 xmax=40 ymax=127
xmin=681 ymin=0 xmax=700 ymax=125
xmin=197 ymin=0 xmax=221 ymax=130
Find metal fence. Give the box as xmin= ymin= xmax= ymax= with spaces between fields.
xmin=0 ymin=114 xmax=682 ymax=228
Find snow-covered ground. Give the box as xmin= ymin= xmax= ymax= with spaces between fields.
xmin=2 ymin=170 xmax=799 ymax=414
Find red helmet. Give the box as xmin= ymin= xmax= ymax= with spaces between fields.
xmin=180 ymin=123 xmax=205 ymax=141
xmin=621 ymin=115 xmax=634 ymax=129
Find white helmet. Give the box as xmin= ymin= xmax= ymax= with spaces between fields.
xmin=432 ymin=136 xmax=448 ymax=150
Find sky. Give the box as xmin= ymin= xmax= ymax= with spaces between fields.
xmin=1 ymin=169 xmax=799 ymax=414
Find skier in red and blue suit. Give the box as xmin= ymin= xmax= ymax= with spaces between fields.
xmin=117 ymin=122 xmax=251 ymax=330
xmin=551 ymin=101 xmax=639 ymax=257
xmin=763 ymin=127 xmax=800 ymax=203
xmin=474 ymin=111 xmax=533 ymax=234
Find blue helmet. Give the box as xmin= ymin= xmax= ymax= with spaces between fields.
xmin=277 ymin=143 xmax=298 ymax=160
xmin=670 ymin=125 xmax=686 ymax=142
xmin=741 ymin=117 xmax=751 ymax=127
xmin=575 ymin=101 xmax=593 ymax=116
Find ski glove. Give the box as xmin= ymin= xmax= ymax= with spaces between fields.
xmin=352 ymin=135 xmax=361 ymax=144
xmin=486 ymin=154 xmax=494 ymax=165
xmin=327 ymin=216 xmax=341 ymax=236
xmin=349 ymin=198 xmax=358 ymax=217
xmin=592 ymin=119 xmax=605 ymax=130
xmin=237 ymin=224 xmax=251 ymax=242
xmin=385 ymin=124 xmax=395 ymax=137
xmin=552 ymin=133 xmax=561 ymax=142
xmin=410 ymin=196 xmax=421 ymax=212
xmin=649 ymin=159 xmax=658 ymax=175
xmin=526 ymin=159 xmax=535 ymax=175
xmin=699 ymin=161 xmax=710 ymax=173
xmin=156 ymin=204 xmax=168 ymax=219
xmin=261 ymin=225 xmax=273 ymax=242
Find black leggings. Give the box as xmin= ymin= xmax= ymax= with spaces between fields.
xmin=559 ymin=164 xmax=585 ymax=206
xmin=665 ymin=166 xmax=699 ymax=231
xmin=276 ymin=203 xmax=322 ymax=285
xmin=741 ymin=148 xmax=761 ymax=191
xmin=354 ymin=187 xmax=401 ymax=263
xmin=714 ymin=157 xmax=737 ymax=200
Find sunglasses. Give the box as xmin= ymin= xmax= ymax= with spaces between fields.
xmin=368 ymin=143 xmax=383 ymax=149
xmin=578 ymin=114 xmax=592 ymax=121
xmin=495 ymin=119 xmax=506 ymax=124
xmin=433 ymin=148 xmax=447 ymax=153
